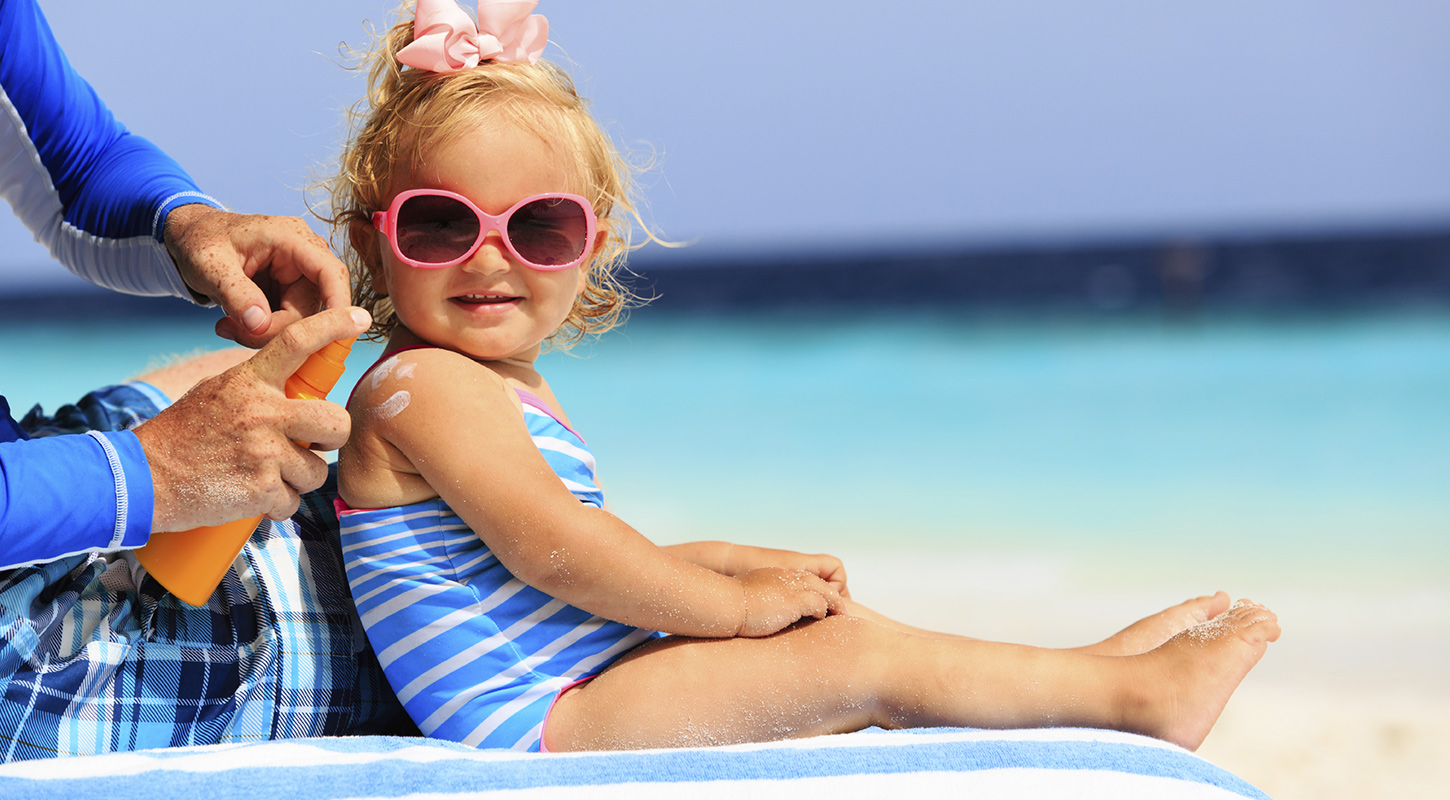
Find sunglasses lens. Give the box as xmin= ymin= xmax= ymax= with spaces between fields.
xmin=508 ymin=197 xmax=590 ymax=267
xmin=395 ymin=194 xmax=480 ymax=265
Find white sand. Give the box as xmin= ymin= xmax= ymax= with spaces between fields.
xmin=1199 ymin=682 xmax=1450 ymax=800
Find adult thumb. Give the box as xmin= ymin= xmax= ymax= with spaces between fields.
xmin=212 ymin=279 xmax=273 ymax=346
xmin=246 ymin=307 xmax=372 ymax=389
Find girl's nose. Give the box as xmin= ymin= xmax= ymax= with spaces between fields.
xmin=461 ymin=232 xmax=512 ymax=275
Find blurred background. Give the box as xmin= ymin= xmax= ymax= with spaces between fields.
xmin=2 ymin=3 xmax=1448 ymax=796
xmin=5 ymin=1 xmax=1449 ymax=294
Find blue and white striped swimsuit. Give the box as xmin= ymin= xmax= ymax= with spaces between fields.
xmin=338 ymin=388 xmax=661 ymax=751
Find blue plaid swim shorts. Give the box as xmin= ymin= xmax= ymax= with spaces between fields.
xmin=0 ymin=383 xmax=407 ymax=761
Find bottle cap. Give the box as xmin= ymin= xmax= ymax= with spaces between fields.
xmin=288 ymin=338 xmax=356 ymax=398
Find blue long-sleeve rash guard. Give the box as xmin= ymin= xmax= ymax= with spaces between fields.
xmin=0 ymin=398 xmax=157 ymax=567
xmin=0 ymin=0 xmax=220 ymax=567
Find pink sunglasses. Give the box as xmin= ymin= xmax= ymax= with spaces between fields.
xmin=372 ymin=189 xmax=597 ymax=271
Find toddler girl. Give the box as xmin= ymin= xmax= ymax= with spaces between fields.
xmin=331 ymin=0 xmax=1279 ymax=754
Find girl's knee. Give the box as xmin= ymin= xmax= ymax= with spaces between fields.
xmin=797 ymin=614 xmax=899 ymax=666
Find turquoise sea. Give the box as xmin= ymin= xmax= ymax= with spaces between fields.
xmin=3 ymin=307 xmax=1446 ymax=586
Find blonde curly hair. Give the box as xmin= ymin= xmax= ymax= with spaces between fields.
xmin=321 ymin=4 xmax=645 ymax=348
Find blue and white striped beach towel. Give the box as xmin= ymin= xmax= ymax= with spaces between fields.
xmin=0 ymin=727 xmax=1271 ymax=799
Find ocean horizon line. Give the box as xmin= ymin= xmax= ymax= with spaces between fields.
xmin=3 ymin=223 xmax=1449 ymax=323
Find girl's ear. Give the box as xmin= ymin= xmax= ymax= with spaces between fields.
xmin=349 ymin=219 xmax=389 ymax=296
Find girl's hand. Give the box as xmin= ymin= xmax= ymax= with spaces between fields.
xmin=735 ymin=568 xmax=845 ymax=638
xmin=720 ymin=545 xmax=851 ymax=600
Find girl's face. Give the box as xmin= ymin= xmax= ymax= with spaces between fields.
xmin=374 ymin=118 xmax=592 ymax=364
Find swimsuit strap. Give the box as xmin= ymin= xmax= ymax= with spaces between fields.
xmin=514 ymin=388 xmax=585 ymax=441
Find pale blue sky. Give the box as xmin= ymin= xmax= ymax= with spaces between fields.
xmin=3 ymin=0 xmax=1448 ymax=291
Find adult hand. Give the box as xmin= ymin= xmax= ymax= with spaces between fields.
xmin=164 ymin=204 xmax=353 ymax=348
xmin=133 ymin=307 xmax=372 ymax=533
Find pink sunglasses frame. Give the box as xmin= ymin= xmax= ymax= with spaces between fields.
xmin=371 ymin=189 xmax=597 ymax=271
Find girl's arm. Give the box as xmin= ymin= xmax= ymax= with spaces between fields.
xmin=354 ymin=349 xmax=843 ymax=638
xmin=664 ymin=541 xmax=850 ymax=599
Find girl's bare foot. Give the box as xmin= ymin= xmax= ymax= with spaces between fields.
xmin=1126 ymin=599 xmax=1281 ymax=751
xmin=1079 ymin=591 xmax=1232 ymax=656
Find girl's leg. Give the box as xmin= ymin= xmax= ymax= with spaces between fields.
xmin=544 ymin=600 xmax=1278 ymax=754
xmin=1076 ymin=591 xmax=1232 ymax=655
xmin=840 ymin=591 xmax=1232 ymax=655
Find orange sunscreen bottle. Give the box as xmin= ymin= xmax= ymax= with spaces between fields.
xmin=135 ymin=337 xmax=356 ymax=606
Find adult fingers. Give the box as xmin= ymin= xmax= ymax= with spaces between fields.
xmin=209 ymin=271 xmax=275 ymax=343
xmin=269 ymin=223 xmax=353 ymax=312
xmin=217 ymin=313 xmax=274 ymax=349
xmin=266 ymin=446 xmax=333 ymax=519
xmin=215 ymin=280 xmax=317 ymax=349
xmin=245 ymin=306 xmax=372 ymax=390
xmin=283 ymin=397 xmax=353 ymax=452
xmin=220 ymin=225 xmax=351 ymax=350
xmin=165 ymin=206 xmax=274 ymax=342
xmin=204 ymin=216 xmax=349 ymax=348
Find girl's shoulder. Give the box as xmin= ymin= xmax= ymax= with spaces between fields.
xmin=338 ymin=348 xmax=525 ymax=510
xmin=353 ymin=346 xmax=506 ymax=396
xmin=348 ymin=346 xmax=520 ymax=419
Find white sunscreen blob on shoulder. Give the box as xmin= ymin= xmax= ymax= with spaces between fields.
xmin=370 ymin=356 xmax=399 ymax=390
xmin=368 ymin=390 xmax=411 ymax=422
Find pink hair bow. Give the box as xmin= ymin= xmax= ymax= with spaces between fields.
xmin=397 ymin=0 xmax=548 ymax=72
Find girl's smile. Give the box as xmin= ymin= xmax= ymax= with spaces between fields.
xmin=451 ymin=292 xmax=522 ymax=312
